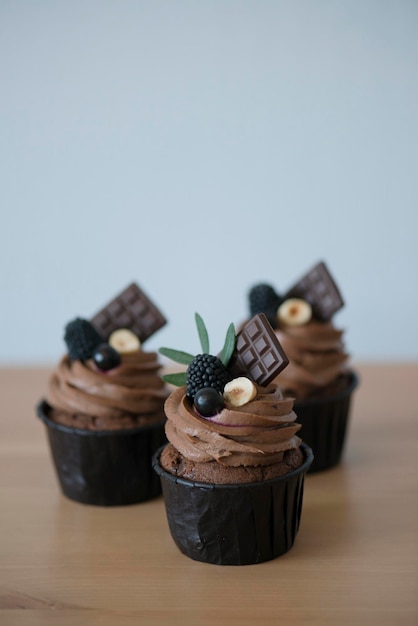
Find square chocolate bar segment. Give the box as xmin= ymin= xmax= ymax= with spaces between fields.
xmin=91 ymin=283 xmax=167 ymax=343
xmin=285 ymin=261 xmax=344 ymax=321
xmin=229 ymin=313 xmax=289 ymax=386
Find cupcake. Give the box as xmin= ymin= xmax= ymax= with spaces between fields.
xmin=153 ymin=313 xmax=313 ymax=565
xmin=248 ymin=261 xmax=358 ymax=472
xmin=37 ymin=283 xmax=168 ymax=506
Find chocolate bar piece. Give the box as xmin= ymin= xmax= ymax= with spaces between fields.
xmin=285 ymin=261 xmax=344 ymax=322
xmin=228 ymin=313 xmax=289 ymax=386
xmin=91 ymin=283 xmax=167 ymax=343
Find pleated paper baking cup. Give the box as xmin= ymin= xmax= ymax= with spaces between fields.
xmin=37 ymin=400 xmax=166 ymax=506
xmin=294 ymin=370 xmax=359 ymax=473
xmin=153 ymin=442 xmax=313 ymax=565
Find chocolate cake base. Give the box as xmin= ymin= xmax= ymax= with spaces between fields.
xmin=37 ymin=400 xmax=167 ymax=506
xmin=153 ymin=442 xmax=313 ymax=565
xmin=48 ymin=407 xmax=165 ymax=431
xmin=160 ymin=443 xmax=304 ymax=484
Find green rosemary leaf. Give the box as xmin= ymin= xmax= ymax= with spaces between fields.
xmin=159 ymin=347 xmax=194 ymax=364
xmin=195 ymin=312 xmax=210 ymax=353
xmin=219 ymin=323 xmax=236 ymax=366
xmin=162 ymin=372 xmax=188 ymax=386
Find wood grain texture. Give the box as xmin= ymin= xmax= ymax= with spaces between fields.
xmin=0 ymin=364 xmax=417 ymax=625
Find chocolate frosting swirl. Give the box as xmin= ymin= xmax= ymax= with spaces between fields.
xmin=275 ymin=321 xmax=349 ymax=399
xmin=164 ymin=384 xmax=301 ymax=467
xmin=47 ymin=351 xmax=167 ymax=421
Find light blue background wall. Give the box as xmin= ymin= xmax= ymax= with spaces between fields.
xmin=1 ymin=0 xmax=417 ymax=363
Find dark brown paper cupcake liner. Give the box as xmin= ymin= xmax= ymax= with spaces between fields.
xmin=37 ymin=400 xmax=166 ymax=506
xmin=294 ymin=370 xmax=359 ymax=473
xmin=152 ymin=442 xmax=313 ymax=565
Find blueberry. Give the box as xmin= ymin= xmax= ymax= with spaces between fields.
xmin=92 ymin=343 xmax=121 ymax=371
xmin=194 ymin=387 xmax=225 ymax=418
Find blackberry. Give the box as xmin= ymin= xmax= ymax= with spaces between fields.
xmin=186 ymin=354 xmax=232 ymax=399
xmin=64 ymin=318 xmax=104 ymax=361
xmin=248 ymin=283 xmax=282 ymax=328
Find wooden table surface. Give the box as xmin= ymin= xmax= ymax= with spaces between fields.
xmin=0 ymin=364 xmax=417 ymax=626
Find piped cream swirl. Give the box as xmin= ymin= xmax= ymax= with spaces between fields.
xmin=164 ymin=384 xmax=301 ymax=467
xmin=47 ymin=351 xmax=167 ymax=420
xmin=276 ymin=321 xmax=349 ymax=399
